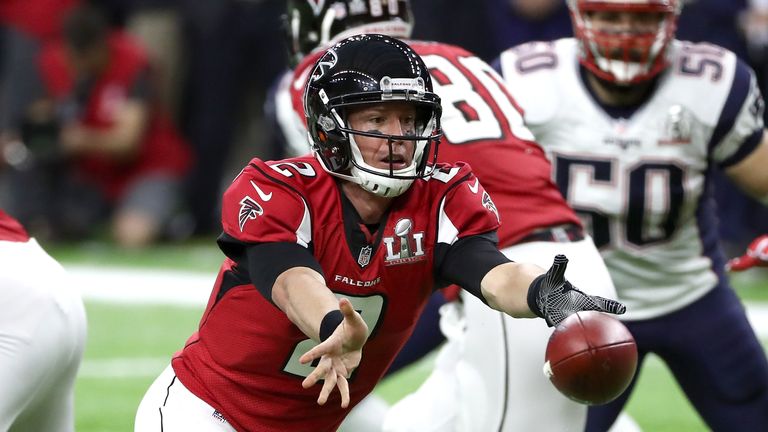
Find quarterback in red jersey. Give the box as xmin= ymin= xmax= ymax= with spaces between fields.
xmin=0 ymin=210 xmax=86 ymax=431
xmin=135 ymin=35 xmax=625 ymax=432
xmin=269 ymin=1 xmax=627 ymax=431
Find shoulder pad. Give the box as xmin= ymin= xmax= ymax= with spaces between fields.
xmin=662 ymin=41 xmax=741 ymax=126
xmin=495 ymin=39 xmax=575 ymax=126
xmin=222 ymin=158 xmax=318 ymax=246
xmin=432 ymin=163 xmax=501 ymax=244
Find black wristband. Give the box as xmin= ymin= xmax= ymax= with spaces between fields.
xmin=319 ymin=309 xmax=344 ymax=342
xmin=527 ymin=274 xmax=546 ymax=319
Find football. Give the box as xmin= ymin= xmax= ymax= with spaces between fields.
xmin=543 ymin=311 xmax=637 ymax=405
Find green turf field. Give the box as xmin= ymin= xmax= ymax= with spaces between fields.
xmin=46 ymin=239 xmax=767 ymax=431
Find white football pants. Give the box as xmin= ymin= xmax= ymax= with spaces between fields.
xmin=0 ymin=238 xmax=86 ymax=432
xmin=135 ymin=364 xmax=237 ymax=432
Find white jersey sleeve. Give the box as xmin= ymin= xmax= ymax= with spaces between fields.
xmin=708 ymin=54 xmax=765 ymax=167
xmin=495 ymin=39 xmax=765 ymax=320
xmin=495 ymin=40 xmax=568 ymax=128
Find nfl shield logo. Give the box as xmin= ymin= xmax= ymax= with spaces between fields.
xmin=358 ymin=246 xmax=372 ymax=267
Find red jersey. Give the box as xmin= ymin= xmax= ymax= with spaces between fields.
xmin=172 ymin=157 xmax=499 ymax=431
xmin=37 ymin=31 xmax=191 ymax=200
xmin=287 ymin=41 xmax=579 ymax=247
xmin=0 ymin=210 xmax=29 ymax=242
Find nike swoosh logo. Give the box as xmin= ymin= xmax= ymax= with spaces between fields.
xmin=468 ymin=178 xmax=480 ymax=194
xmin=250 ymin=180 xmax=273 ymax=201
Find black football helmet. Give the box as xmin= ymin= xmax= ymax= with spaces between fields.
xmin=304 ymin=34 xmax=442 ymax=197
xmin=284 ymin=0 xmax=413 ymax=67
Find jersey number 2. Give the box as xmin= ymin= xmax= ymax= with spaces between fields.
xmin=282 ymin=293 xmax=385 ymax=378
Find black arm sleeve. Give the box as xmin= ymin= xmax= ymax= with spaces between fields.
xmin=246 ymin=242 xmax=325 ymax=300
xmin=434 ymin=232 xmax=512 ymax=304
xmin=217 ymin=232 xmax=324 ymax=301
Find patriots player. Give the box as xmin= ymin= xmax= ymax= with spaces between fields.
xmin=0 ymin=210 xmax=87 ymax=431
xmin=495 ymin=0 xmax=768 ymax=430
xmin=272 ymin=1 xmax=635 ymax=431
xmin=134 ymin=35 xmax=625 ymax=432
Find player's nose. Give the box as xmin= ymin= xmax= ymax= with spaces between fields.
xmin=382 ymin=116 xmax=407 ymax=137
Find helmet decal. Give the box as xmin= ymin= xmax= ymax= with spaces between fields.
xmin=310 ymin=48 xmax=338 ymax=83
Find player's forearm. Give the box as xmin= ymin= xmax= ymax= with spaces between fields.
xmin=481 ymin=261 xmax=543 ymax=318
xmin=272 ymin=267 xmax=341 ymax=341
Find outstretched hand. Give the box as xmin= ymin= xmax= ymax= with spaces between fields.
xmin=299 ymin=298 xmax=368 ymax=408
xmin=726 ymin=235 xmax=768 ymax=272
xmin=530 ymin=254 xmax=626 ymax=327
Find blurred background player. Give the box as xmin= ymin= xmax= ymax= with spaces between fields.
xmin=134 ymin=34 xmax=626 ymax=431
xmin=495 ymin=0 xmax=768 ymax=430
xmin=0 ymin=4 xmax=191 ymax=248
xmin=0 ymin=209 xmax=87 ymax=431
xmin=273 ymin=2 xmax=636 ymax=431
xmin=728 ymin=233 xmax=768 ymax=271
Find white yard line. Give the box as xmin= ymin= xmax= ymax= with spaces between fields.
xmin=67 ymin=265 xmax=213 ymax=306
xmin=79 ymin=357 xmax=169 ymax=379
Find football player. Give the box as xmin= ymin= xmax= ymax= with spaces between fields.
xmin=272 ymin=1 xmax=635 ymax=431
xmin=0 ymin=209 xmax=87 ymax=431
xmin=495 ymin=0 xmax=768 ymax=430
xmin=133 ymin=34 xmax=625 ymax=432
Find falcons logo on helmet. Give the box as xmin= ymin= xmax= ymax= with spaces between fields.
xmin=239 ymin=196 xmax=264 ymax=231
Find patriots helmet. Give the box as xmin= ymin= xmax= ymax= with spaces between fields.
xmin=568 ymin=0 xmax=681 ymax=84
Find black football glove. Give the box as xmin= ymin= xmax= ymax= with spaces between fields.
xmin=527 ymin=254 xmax=626 ymax=327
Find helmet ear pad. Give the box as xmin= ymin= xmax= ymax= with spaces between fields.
xmin=309 ymin=111 xmax=352 ymax=174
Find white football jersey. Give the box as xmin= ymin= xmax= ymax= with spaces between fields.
xmin=497 ymin=38 xmax=765 ymax=320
